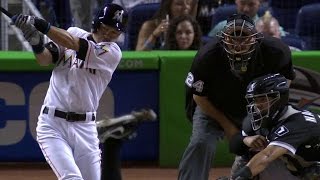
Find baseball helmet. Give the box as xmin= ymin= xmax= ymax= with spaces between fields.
xmin=92 ymin=3 xmax=128 ymax=33
xmin=218 ymin=14 xmax=263 ymax=73
xmin=245 ymin=73 xmax=289 ymax=131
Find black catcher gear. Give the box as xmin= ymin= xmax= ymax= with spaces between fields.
xmin=245 ymin=73 xmax=289 ymax=131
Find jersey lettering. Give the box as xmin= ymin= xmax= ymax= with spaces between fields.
xmin=56 ymin=53 xmax=96 ymax=75
xmin=72 ymin=58 xmax=80 ymax=68
xmin=302 ymin=111 xmax=317 ymax=123
xmin=56 ymin=53 xmax=73 ymax=67
xmin=185 ymin=72 xmax=194 ymax=87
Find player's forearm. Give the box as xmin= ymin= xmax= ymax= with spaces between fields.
xmin=30 ymin=17 xmax=80 ymax=51
xmin=46 ymin=26 xmax=80 ymax=51
xmin=193 ymin=95 xmax=237 ymax=131
xmin=246 ymin=151 xmax=272 ymax=176
xmin=231 ymin=152 xmax=271 ymax=179
xmin=35 ymin=48 xmax=53 ymax=66
xmin=246 ymin=146 xmax=286 ymax=176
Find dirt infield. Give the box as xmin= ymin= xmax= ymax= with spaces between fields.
xmin=0 ymin=164 xmax=230 ymax=180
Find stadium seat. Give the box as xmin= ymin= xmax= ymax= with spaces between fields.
xmin=282 ymin=34 xmax=306 ymax=50
xmin=211 ymin=4 xmax=268 ymax=29
xmin=123 ymin=3 xmax=160 ymax=50
xmin=105 ymin=0 xmax=113 ymax=3
xmin=269 ymin=0 xmax=320 ymax=34
xmin=295 ymin=3 xmax=320 ymax=50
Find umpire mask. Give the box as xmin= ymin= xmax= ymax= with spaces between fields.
xmin=218 ymin=14 xmax=263 ymax=73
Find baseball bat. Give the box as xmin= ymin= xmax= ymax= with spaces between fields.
xmin=0 ymin=7 xmax=13 ymax=18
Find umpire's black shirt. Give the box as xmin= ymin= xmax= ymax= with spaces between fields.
xmin=185 ymin=36 xmax=296 ymax=123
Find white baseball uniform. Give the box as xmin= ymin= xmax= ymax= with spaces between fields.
xmin=36 ymin=27 xmax=122 ymax=180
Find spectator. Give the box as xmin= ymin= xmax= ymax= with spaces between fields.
xmin=255 ymin=11 xmax=301 ymax=51
xmin=208 ymin=0 xmax=261 ymax=37
xmin=135 ymin=0 xmax=198 ymax=51
xmin=69 ymin=0 xmax=104 ymax=31
xmin=196 ymin=0 xmax=234 ymax=35
xmin=34 ymin=0 xmax=72 ymax=29
xmin=111 ymin=0 xmax=162 ymax=48
xmin=112 ymin=0 xmax=160 ymax=11
xmin=164 ymin=15 xmax=202 ymax=50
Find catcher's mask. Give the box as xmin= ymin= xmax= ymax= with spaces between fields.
xmin=217 ymin=14 xmax=263 ymax=73
xmin=245 ymin=73 xmax=289 ymax=131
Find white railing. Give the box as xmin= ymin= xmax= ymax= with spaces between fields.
xmin=1 ymin=0 xmax=47 ymax=51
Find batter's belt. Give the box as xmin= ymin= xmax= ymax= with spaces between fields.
xmin=42 ymin=106 xmax=96 ymax=122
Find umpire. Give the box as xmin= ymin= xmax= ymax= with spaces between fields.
xmin=178 ymin=14 xmax=296 ymax=180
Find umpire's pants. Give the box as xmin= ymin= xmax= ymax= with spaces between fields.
xmin=178 ymin=106 xmax=230 ymax=180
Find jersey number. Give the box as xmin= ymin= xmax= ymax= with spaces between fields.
xmin=185 ymin=72 xmax=204 ymax=93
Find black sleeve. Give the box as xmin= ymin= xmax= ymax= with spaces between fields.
xmin=229 ymin=132 xmax=249 ymax=155
xmin=277 ymin=40 xmax=296 ymax=80
xmin=186 ymin=51 xmax=211 ymax=96
xmin=44 ymin=42 xmax=59 ymax=64
xmin=76 ymin=38 xmax=89 ymax=61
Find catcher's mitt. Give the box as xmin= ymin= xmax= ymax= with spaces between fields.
xmin=96 ymin=109 xmax=157 ymax=143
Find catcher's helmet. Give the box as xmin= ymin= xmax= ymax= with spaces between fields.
xmin=92 ymin=3 xmax=128 ymax=33
xmin=245 ymin=73 xmax=289 ymax=131
xmin=218 ymin=14 xmax=263 ymax=73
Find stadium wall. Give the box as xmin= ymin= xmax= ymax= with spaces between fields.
xmin=0 ymin=51 xmax=319 ymax=168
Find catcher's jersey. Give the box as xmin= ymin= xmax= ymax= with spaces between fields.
xmin=243 ymin=105 xmax=320 ymax=162
xmin=43 ymin=27 xmax=122 ymax=113
xmin=267 ymin=106 xmax=320 ymax=161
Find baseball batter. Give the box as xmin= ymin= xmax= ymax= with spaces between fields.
xmin=11 ymin=4 xmax=128 ymax=180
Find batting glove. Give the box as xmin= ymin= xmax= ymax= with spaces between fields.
xmin=11 ymin=14 xmax=51 ymax=34
xmin=22 ymin=25 xmax=43 ymax=46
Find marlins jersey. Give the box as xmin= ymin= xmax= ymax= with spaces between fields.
xmin=43 ymin=27 xmax=122 ymax=113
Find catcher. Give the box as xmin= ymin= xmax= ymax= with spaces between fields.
xmin=227 ymin=73 xmax=320 ymax=180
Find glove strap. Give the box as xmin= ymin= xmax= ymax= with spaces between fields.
xmin=34 ymin=18 xmax=51 ymax=34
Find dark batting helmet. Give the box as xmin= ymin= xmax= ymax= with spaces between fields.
xmin=92 ymin=3 xmax=128 ymax=33
xmin=218 ymin=14 xmax=263 ymax=73
xmin=245 ymin=73 xmax=289 ymax=131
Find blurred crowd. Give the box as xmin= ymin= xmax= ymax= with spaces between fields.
xmin=32 ymin=0 xmax=320 ymax=50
